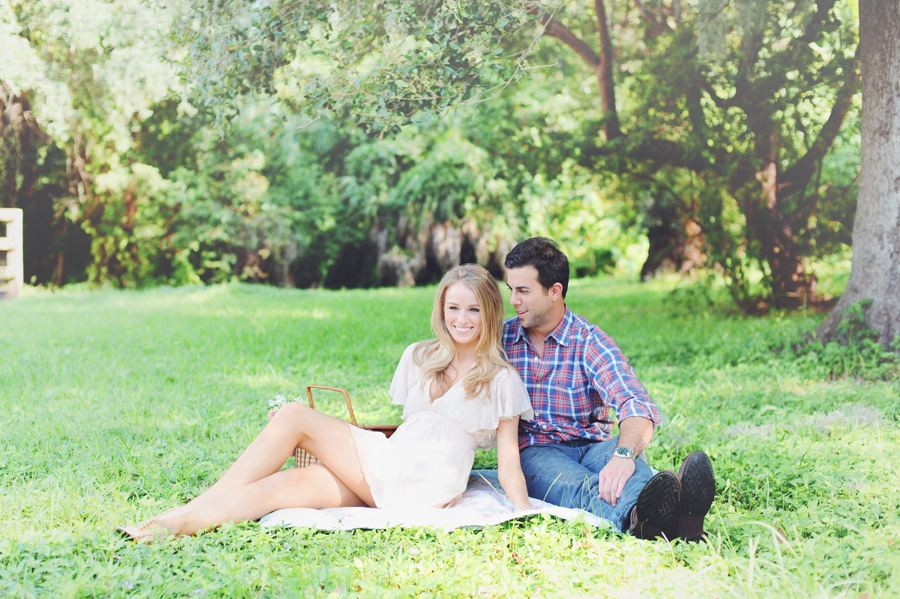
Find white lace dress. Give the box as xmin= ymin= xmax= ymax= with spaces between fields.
xmin=349 ymin=343 xmax=534 ymax=508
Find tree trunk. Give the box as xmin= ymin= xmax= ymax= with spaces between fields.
xmin=744 ymin=188 xmax=816 ymax=310
xmin=593 ymin=0 xmax=621 ymax=140
xmin=734 ymin=127 xmax=820 ymax=310
xmin=641 ymin=217 xmax=705 ymax=280
xmin=639 ymin=186 xmax=705 ymax=280
xmin=1 ymin=83 xmax=45 ymax=209
xmin=817 ymin=0 xmax=900 ymax=348
xmin=53 ymin=218 xmax=68 ymax=287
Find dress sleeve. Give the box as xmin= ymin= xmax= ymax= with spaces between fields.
xmin=491 ymin=368 xmax=534 ymax=422
xmin=388 ymin=343 xmax=419 ymax=406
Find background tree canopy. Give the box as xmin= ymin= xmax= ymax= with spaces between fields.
xmin=0 ymin=0 xmax=861 ymax=312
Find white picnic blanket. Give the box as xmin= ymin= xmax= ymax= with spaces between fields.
xmin=259 ymin=470 xmax=613 ymax=532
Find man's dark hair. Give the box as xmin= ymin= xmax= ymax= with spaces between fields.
xmin=504 ymin=237 xmax=569 ymax=298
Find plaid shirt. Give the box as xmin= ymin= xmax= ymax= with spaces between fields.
xmin=503 ymin=307 xmax=660 ymax=449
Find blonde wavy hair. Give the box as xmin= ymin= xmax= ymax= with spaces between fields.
xmin=413 ymin=264 xmax=511 ymax=400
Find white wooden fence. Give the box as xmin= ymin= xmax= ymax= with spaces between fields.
xmin=0 ymin=208 xmax=23 ymax=298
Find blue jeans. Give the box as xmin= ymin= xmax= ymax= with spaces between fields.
xmin=520 ymin=436 xmax=654 ymax=532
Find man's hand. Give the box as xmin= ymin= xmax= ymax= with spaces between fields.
xmin=597 ymin=456 xmax=636 ymax=506
xmin=597 ymin=417 xmax=655 ymax=505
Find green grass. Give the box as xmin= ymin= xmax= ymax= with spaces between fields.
xmin=1 ymin=278 xmax=899 ymax=598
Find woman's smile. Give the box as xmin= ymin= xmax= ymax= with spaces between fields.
xmin=444 ymin=282 xmax=483 ymax=349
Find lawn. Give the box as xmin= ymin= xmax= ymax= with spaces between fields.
xmin=1 ymin=277 xmax=899 ymax=598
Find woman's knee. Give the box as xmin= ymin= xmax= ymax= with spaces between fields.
xmin=274 ymin=402 xmax=313 ymax=422
xmin=272 ymin=402 xmax=315 ymax=438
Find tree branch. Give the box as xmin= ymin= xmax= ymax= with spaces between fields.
xmin=634 ymin=0 xmax=672 ymax=32
xmin=684 ymin=79 xmax=707 ymax=140
xmin=799 ymin=0 xmax=838 ymax=44
xmin=524 ymin=2 xmax=600 ymax=67
xmin=525 ymin=0 xmax=621 ymax=139
xmin=778 ymin=50 xmax=860 ymax=199
xmin=581 ymin=137 xmax=714 ymax=173
xmin=733 ymin=28 xmax=766 ymax=105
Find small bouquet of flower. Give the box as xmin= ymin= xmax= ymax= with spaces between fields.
xmin=267 ymin=394 xmax=299 ymax=419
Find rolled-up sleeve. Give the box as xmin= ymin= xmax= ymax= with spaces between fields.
xmin=585 ymin=329 xmax=660 ymax=427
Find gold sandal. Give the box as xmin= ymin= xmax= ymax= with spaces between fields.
xmin=116 ymin=507 xmax=187 ymax=542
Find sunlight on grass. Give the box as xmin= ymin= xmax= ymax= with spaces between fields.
xmin=1 ymin=278 xmax=899 ymax=597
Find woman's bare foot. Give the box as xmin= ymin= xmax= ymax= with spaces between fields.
xmin=116 ymin=507 xmax=187 ymax=542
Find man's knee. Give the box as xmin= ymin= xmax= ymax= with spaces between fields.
xmin=628 ymin=457 xmax=655 ymax=487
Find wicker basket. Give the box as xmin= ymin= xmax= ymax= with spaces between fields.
xmin=293 ymin=385 xmax=398 ymax=468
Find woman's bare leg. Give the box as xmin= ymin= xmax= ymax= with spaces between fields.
xmin=138 ymin=402 xmax=376 ymax=536
xmin=161 ymin=463 xmax=367 ymax=536
xmin=180 ymin=402 xmax=375 ymax=509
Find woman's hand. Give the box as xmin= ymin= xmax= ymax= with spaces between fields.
xmin=514 ymin=500 xmax=534 ymax=512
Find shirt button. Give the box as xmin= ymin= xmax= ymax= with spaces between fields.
xmin=541 ymin=423 xmax=549 ymax=430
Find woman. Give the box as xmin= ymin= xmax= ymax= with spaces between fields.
xmin=118 ymin=264 xmax=534 ymax=539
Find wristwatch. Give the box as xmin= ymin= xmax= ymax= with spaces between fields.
xmin=613 ymin=446 xmax=635 ymax=460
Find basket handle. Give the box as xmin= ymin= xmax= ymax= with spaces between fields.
xmin=305 ymin=385 xmax=358 ymax=427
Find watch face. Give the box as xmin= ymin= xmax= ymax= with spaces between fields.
xmin=615 ymin=446 xmax=632 ymax=458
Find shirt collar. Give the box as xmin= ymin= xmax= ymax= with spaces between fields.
xmin=511 ymin=317 xmax=528 ymax=344
xmin=511 ymin=306 xmax=574 ymax=348
xmin=546 ymin=306 xmax=574 ymax=347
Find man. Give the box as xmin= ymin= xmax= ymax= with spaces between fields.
xmin=502 ymin=237 xmax=715 ymax=541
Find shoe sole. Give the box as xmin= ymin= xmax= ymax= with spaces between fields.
xmin=676 ymin=451 xmax=715 ymax=541
xmin=633 ymin=470 xmax=681 ymax=538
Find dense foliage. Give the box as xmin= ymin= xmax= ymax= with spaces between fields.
xmin=171 ymin=0 xmax=862 ymax=309
xmin=1 ymin=0 xmax=861 ymax=312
